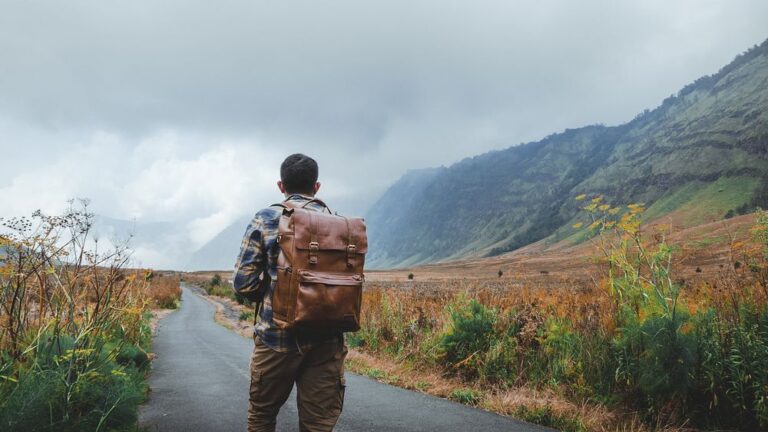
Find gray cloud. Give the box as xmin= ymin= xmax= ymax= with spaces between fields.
xmin=1 ymin=0 xmax=767 ymax=268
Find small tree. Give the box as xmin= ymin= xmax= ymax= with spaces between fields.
xmin=211 ymin=274 xmax=222 ymax=286
xmin=498 ymin=269 xmax=503 ymax=278
xmin=407 ymin=273 xmax=414 ymax=280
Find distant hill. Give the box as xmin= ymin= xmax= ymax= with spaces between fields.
xmin=187 ymin=215 xmax=251 ymax=271
xmin=366 ymin=38 xmax=768 ymax=269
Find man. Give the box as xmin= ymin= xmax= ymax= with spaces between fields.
xmin=233 ymin=154 xmax=347 ymax=432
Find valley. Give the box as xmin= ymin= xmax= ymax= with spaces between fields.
xmin=365 ymin=39 xmax=768 ymax=269
xmin=366 ymin=211 xmax=755 ymax=286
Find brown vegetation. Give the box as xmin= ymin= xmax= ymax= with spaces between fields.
xmin=145 ymin=272 xmax=182 ymax=309
xmin=0 ymin=201 xmax=181 ymax=430
xmin=350 ymin=206 xmax=768 ymax=431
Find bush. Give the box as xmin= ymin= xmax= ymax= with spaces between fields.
xmin=440 ymin=299 xmax=497 ymax=373
xmin=234 ymin=292 xmax=252 ymax=306
xmin=480 ymin=336 xmax=517 ymax=383
xmin=0 ymin=202 xmax=154 ymax=431
xmin=539 ymin=317 xmax=583 ymax=387
xmin=614 ymin=313 xmax=697 ymax=414
xmin=514 ymin=405 xmax=586 ymax=432
xmin=449 ymin=388 xmax=481 ymax=405
xmin=349 ymin=206 xmax=768 ymax=430
xmin=346 ymin=332 xmax=365 ymax=348
xmin=207 ymin=282 xmax=236 ymax=300
xmin=115 ymin=344 xmax=150 ymax=370
xmin=692 ymin=307 xmax=768 ymax=429
xmin=0 ymin=335 xmax=148 ymax=432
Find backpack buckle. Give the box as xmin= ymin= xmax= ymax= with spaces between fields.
xmin=346 ymin=244 xmax=356 ymax=268
xmin=309 ymin=241 xmax=319 ymax=265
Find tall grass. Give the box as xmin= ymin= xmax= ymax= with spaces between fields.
xmin=354 ymin=203 xmax=768 ymax=430
xmin=0 ymin=201 xmax=178 ymax=431
xmin=145 ymin=271 xmax=182 ymax=309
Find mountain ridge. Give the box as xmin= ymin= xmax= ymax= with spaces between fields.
xmin=366 ymin=37 xmax=768 ymax=269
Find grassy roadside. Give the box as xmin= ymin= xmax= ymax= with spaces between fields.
xmin=348 ymin=206 xmax=768 ymax=432
xmin=345 ymin=350 xmax=594 ymax=432
xmin=192 ymin=277 xmax=595 ymax=430
xmin=189 ymin=207 xmax=768 ymax=431
xmin=0 ymin=204 xmax=182 ymax=432
xmin=197 ymin=287 xmax=595 ymax=431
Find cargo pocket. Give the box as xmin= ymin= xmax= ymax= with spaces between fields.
xmin=249 ymin=369 xmax=263 ymax=400
xmin=338 ymin=375 xmax=347 ymax=413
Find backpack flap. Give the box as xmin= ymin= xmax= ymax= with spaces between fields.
xmin=290 ymin=209 xmax=367 ymax=270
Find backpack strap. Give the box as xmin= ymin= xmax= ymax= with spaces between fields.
xmin=343 ymin=215 xmax=356 ymax=268
xmin=272 ymin=198 xmax=332 ymax=214
xmin=271 ymin=199 xmax=327 ymax=266
xmin=308 ymin=211 xmax=319 ymax=265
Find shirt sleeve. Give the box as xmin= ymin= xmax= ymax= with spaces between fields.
xmin=232 ymin=216 xmax=266 ymax=302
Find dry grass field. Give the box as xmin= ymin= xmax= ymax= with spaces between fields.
xmin=202 ymin=209 xmax=767 ymax=431
xmin=349 ymin=210 xmax=767 ymax=431
xmin=366 ymin=212 xmax=756 ymax=285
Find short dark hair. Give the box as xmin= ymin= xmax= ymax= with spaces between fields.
xmin=280 ymin=153 xmax=319 ymax=194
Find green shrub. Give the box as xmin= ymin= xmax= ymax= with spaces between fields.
xmin=346 ymin=332 xmax=365 ymax=348
xmin=239 ymin=310 xmax=255 ymax=322
xmin=440 ymin=299 xmax=497 ymax=374
xmin=115 ymin=344 xmax=150 ymax=371
xmin=480 ymin=336 xmax=517 ymax=384
xmin=614 ymin=313 xmax=698 ymax=415
xmin=234 ymin=292 xmax=252 ymax=306
xmin=691 ymin=307 xmax=768 ymax=429
xmin=366 ymin=369 xmax=399 ymax=385
xmin=539 ymin=317 xmax=584 ymax=387
xmin=449 ymin=388 xmax=481 ymax=405
xmin=207 ymin=282 xmax=237 ymax=301
xmin=574 ymin=331 xmax=616 ymax=399
xmin=0 ymin=344 xmax=147 ymax=432
xmin=0 ymin=203 xmax=152 ymax=431
xmin=514 ymin=405 xmax=586 ymax=432
xmin=351 ymin=323 xmax=380 ymax=351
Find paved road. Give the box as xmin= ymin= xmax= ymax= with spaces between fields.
xmin=139 ymin=285 xmax=552 ymax=432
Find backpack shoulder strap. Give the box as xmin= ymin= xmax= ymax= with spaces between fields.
xmin=273 ymin=198 xmax=332 ymax=214
xmin=304 ymin=198 xmax=333 ymax=214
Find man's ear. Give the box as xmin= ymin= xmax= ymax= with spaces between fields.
xmin=277 ymin=181 xmax=287 ymax=194
xmin=313 ymin=182 xmax=321 ymax=194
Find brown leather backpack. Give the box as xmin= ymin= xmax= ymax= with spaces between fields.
xmin=271 ymin=198 xmax=367 ymax=332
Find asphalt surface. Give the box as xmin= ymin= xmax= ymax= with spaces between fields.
xmin=139 ymin=285 xmax=553 ymax=432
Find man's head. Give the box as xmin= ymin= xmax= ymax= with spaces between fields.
xmin=278 ymin=153 xmax=320 ymax=197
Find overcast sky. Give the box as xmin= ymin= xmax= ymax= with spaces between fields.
xmin=2 ymin=0 xmax=768 ymax=268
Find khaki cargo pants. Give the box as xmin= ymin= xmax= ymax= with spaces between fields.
xmin=248 ymin=336 xmax=348 ymax=432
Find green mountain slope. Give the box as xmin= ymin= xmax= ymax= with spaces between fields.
xmin=366 ymin=38 xmax=768 ymax=269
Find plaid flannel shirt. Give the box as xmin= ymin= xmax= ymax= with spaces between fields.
xmin=233 ymin=194 xmax=340 ymax=353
